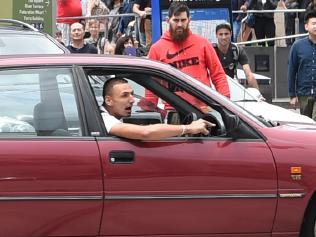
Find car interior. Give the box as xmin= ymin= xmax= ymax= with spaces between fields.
xmin=0 ymin=68 xmax=82 ymax=136
xmin=86 ymin=68 xmax=261 ymax=139
xmin=0 ymin=66 xmax=262 ymax=140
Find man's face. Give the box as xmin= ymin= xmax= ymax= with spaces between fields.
xmin=305 ymin=17 xmax=316 ymax=37
xmin=105 ymin=83 xmax=135 ymax=119
xmin=70 ymin=23 xmax=84 ymax=41
xmin=216 ymin=28 xmax=232 ymax=47
xmin=168 ymin=11 xmax=190 ymax=42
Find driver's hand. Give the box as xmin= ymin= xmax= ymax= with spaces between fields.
xmin=187 ymin=119 xmax=215 ymax=136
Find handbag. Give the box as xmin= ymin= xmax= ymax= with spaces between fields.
xmin=245 ymin=14 xmax=255 ymax=28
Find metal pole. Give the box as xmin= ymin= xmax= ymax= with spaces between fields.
xmin=52 ymin=0 xmax=56 ymax=36
xmin=274 ymin=45 xmax=277 ymax=100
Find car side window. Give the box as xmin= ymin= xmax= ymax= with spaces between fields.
xmin=0 ymin=68 xmax=82 ymax=136
xmin=87 ymin=71 xmax=226 ymax=137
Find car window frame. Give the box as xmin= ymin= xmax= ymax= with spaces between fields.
xmin=82 ymin=65 xmax=264 ymax=141
xmin=0 ymin=65 xmax=90 ymax=137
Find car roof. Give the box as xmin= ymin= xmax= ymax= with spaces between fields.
xmin=0 ymin=18 xmax=39 ymax=32
xmin=0 ymin=54 xmax=171 ymax=70
xmin=0 ymin=19 xmax=68 ymax=55
xmin=0 ymin=54 xmax=216 ymax=97
xmin=0 ymin=27 xmax=43 ymax=35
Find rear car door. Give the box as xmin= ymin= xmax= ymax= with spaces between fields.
xmin=0 ymin=67 xmax=103 ymax=236
xmin=85 ymin=68 xmax=278 ymax=236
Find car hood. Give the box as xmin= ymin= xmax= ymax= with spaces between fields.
xmin=236 ymin=101 xmax=315 ymax=124
xmin=260 ymin=123 xmax=316 ymax=146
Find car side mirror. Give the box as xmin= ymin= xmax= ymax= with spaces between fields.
xmin=223 ymin=113 xmax=240 ymax=138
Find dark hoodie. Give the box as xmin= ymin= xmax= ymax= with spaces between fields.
xmin=249 ymin=0 xmax=277 ymax=18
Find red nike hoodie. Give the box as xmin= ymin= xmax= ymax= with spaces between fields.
xmin=148 ymin=30 xmax=230 ymax=100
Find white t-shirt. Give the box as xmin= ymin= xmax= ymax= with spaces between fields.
xmin=100 ymin=106 xmax=122 ymax=133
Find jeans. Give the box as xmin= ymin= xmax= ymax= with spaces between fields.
xmin=298 ymin=96 xmax=316 ymax=120
xmin=233 ymin=20 xmax=241 ymax=42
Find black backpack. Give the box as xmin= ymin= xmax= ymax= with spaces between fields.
xmin=213 ymin=42 xmax=240 ymax=75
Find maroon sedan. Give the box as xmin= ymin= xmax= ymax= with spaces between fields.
xmin=0 ymin=54 xmax=315 ymax=237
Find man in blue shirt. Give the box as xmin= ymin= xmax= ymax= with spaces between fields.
xmin=288 ymin=10 xmax=316 ymax=120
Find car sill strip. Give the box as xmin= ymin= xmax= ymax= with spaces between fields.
xmin=104 ymin=194 xmax=277 ymax=200
xmin=0 ymin=196 xmax=103 ymax=201
xmin=0 ymin=193 xmax=303 ymax=201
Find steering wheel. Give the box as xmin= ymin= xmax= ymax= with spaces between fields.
xmin=181 ymin=112 xmax=215 ymax=137
xmin=181 ymin=112 xmax=198 ymax=125
xmin=202 ymin=113 xmax=225 ymax=136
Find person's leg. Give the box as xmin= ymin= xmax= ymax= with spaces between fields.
xmin=144 ymin=19 xmax=152 ymax=47
xmin=298 ymin=96 xmax=314 ymax=118
xmin=241 ymin=23 xmax=252 ymax=42
xmin=312 ymin=99 xmax=316 ymax=121
xmin=284 ymin=14 xmax=292 ymax=46
xmin=254 ymin=17 xmax=265 ymax=46
xmin=299 ymin=17 xmax=306 ymax=34
xmin=136 ymin=18 xmax=146 ymax=47
xmin=233 ymin=20 xmax=241 ymax=42
xmin=57 ymin=23 xmax=71 ymax=46
xmin=265 ymin=18 xmax=275 ymax=47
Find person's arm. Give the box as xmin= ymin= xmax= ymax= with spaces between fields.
xmin=241 ymin=0 xmax=251 ymax=11
xmin=288 ymin=44 xmax=298 ymax=108
xmin=205 ymin=41 xmax=231 ymax=98
xmin=237 ymin=46 xmax=259 ymax=89
xmin=133 ymin=4 xmax=146 ymax=18
xmin=266 ymin=0 xmax=278 ymax=9
xmin=110 ymin=119 xmax=215 ymax=140
xmin=242 ymin=64 xmax=259 ymax=89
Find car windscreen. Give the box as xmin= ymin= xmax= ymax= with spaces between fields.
xmin=227 ymin=76 xmax=257 ymax=102
xmin=0 ymin=34 xmax=65 ymax=55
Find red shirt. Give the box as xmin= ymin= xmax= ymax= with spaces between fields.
xmin=57 ymin=0 xmax=82 ymax=24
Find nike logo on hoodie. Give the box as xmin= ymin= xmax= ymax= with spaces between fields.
xmin=166 ymin=45 xmax=193 ymax=59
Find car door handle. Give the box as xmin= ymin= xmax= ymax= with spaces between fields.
xmin=109 ymin=151 xmax=135 ymax=164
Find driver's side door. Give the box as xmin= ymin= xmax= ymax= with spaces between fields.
xmin=88 ymin=69 xmax=277 ymax=236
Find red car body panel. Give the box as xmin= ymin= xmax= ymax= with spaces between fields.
xmin=0 ymin=55 xmax=315 ymax=237
xmin=0 ymin=140 xmax=103 ymax=236
xmin=98 ymin=139 xmax=277 ymax=235
xmin=260 ymin=124 xmax=316 ymax=234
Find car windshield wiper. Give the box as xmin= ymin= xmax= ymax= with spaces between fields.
xmin=256 ymin=115 xmax=278 ymax=127
xmin=234 ymin=99 xmax=258 ymax=102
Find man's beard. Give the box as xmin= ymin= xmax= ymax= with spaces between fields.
xmin=170 ymin=26 xmax=189 ymax=42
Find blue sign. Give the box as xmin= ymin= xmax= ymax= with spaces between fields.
xmin=152 ymin=0 xmax=232 ymax=43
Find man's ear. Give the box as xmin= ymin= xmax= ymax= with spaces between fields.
xmin=104 ymin=95 xmax=113 ymax=106
xmin=166 ymin=17 xmax=170 ymax=24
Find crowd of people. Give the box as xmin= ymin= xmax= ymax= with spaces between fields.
xmin=56 ymin=0 xmax=316 ymax=122
xmin=233 ymin=0 xmax=312 ymax=46
xmin=56 ymin=0 xmax=313 ymax=52
xmin=56 ymin=0 xmax=151 ymax=56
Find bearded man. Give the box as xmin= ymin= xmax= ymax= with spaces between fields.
xmin=148 ymin=2 xmax=230 ymax=99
